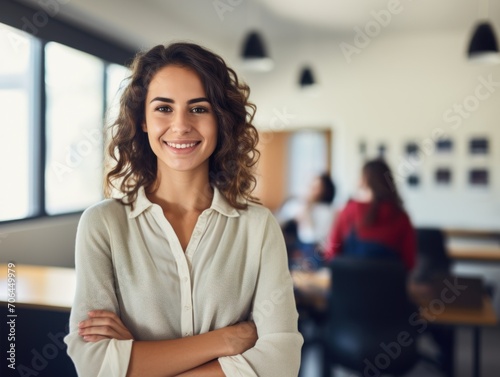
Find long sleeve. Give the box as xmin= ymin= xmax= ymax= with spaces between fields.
xmin=218 ymin=212 xmax=303 ymax=377
xmin=64 ymin=203 xmax=133 ymax=377
xmin=64 ymin=190 xmax=302 ymax=377
xmin=324 ymin=206 xmax=348 ymax=261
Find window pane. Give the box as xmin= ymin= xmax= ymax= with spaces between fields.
xmin=106 ymin=63 xmax=129 ymax=125
xmin=288 ymin=131 xmax=329 ymax=197
xmin=0 ymin=24 xmax=34 ymax=221
xmin=45 ymin=42 xmax=105 ymax=214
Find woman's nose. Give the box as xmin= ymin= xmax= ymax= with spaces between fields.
xmin=171 ymin=111 xmax=192 ymax=134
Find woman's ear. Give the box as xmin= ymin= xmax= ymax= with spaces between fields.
xmin=142 ymin=122 xmax=147 ymax=132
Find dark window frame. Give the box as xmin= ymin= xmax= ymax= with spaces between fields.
xmin=0 ymin=1 xmax=135 ymax=225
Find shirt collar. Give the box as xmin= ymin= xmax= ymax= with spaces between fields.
xmin=128 ymin=186 xmax=154 ymax=218
xmin=128 ymin=186 xmax=240 ymax=219
xmin=211 ymin=186 xmax=240 ymax=217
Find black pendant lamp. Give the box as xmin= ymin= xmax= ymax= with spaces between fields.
xmin=299 ymin=67 xmax=316 ymax=87
xmin=241 ymin=31 xmax=273 ymax=71
xmin=468 ymin=22 xmax=500 ymax=63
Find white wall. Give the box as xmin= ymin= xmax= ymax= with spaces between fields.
xmin=241 ymin=30 xmax=500 ymax=230
xmin=0 ymin=214 xmax=80 ymax=267
xmin=2 ymin=6 xmax=500 ymax=267
xmin=1 ymin=0 xmax=234 ymax=268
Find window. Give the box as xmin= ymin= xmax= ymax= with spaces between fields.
xmin=45 ymin=42 xmax=105 ymax=214
xmin=0 ymin=24 xmax=37 ymax=221
xmin=0 ymin=4 xmax=134 ymax=222
xmin=106 ymin=63 xmax=130 ymax=124
xmin=288 ymin=130 xmax=330 ymax=198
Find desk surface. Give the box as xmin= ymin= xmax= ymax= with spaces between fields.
xmin=408 ymin=283 xmax=498 ymax=326
xmin=447 ymin=239 xmax=500 ymax=262
xmin=0 ymin=263 xmax=75 ymax=311
xmin=445 ymin=228 xmax=500 ymax=239
xmin=292 ymin=268 xmax=498 ymax=327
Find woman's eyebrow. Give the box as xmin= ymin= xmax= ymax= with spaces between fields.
xmin=149 ymin=97 xmax=210 ymax=104
xmin=187 ymin=97 xmax=210 ymax=104
xmin=150 ymin=97 xmax=174 ymax=104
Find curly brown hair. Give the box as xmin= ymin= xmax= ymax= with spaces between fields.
xmin=105 ymin=42 xmax=260 ymax=209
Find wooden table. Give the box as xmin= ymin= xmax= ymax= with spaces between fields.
xmin=0 ymin=263 xmax=75 ymax=311
xmin=292 ymin=268 xmax=498 ymax=377
xmin=447 ymin=239 xmax=500 ymax=262
xmin=409 ymin=281 xmax=497 ymax=377
xmin=445 ymin=228 xmax=500 ymax=239
xmin=0 ymin=264 xmax=77 ymax=375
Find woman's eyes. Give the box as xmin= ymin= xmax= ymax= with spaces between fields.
xmin=155 ymin=106 xmax=172 ymax=112
xmin=154 ymin=106 xmax=209 ymax=114
xmin=190 ymin=106 xmax=208 ymax=114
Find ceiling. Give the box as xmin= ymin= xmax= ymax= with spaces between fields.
xmin=147 ymin=0 xmax=500 ymax=38
xmin=254 ymin=0 xmax=494 ymax=32
xmin=21 ymin=0 xmax=500 ymax=49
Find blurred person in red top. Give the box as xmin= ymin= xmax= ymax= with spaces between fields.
xmin=324 ymin=158 xmax=416 ymax=271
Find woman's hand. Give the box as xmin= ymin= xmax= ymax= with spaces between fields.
xmin=78 ymin=310 xmax=134 ymax=342
xmin=221 ymin=321 xmax=258 ymax=356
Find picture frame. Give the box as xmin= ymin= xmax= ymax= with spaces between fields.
xmin=468 ymin=168 xmax=489 ymax=186
xmin=469 ymin=137 xmax=489 ymax=155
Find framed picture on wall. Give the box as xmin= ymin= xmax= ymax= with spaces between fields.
xmin=359 ymin=140 xmax=367 ymax=156
xmin=407 ymin=174 xmax=420 ymax=187
xmin=469 ymin=138 xmax=489 ymax=155
xmin=436 ymin=138 xmax=453 ymax=154
xmin=468 ymin=169 xmax=489 ymax=186
xmin=435 ymin=168 xmax=452 ymax=185
xmin=377 ymin=143 xmax=387 ymax=158
xmin=405 ymin=142 xmax=419 ymax=156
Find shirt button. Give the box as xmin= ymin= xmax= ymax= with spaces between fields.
xmin=183 ymin=276 xmax=189 ymax=283
xmin=184 ymin=305 xmax=191 ymax=311
xmin=185 ymin=331 xmax=192 ymax=336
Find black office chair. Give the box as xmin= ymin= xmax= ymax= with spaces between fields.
xmin=322 ymin=257 xmax=419 ymax=377
xmin=0 ymin=304 xmax=77 ymax=377
xmin=414 ymin=228 xmax=463 ymax=377
xmin=412 ymin=228 xmax=451 ymax=283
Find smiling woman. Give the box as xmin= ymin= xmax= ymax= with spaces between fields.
xmin=63 ymin=42 xmax=303 ymax=377
xmin=142 ymin=66 xmax=218 ymax=178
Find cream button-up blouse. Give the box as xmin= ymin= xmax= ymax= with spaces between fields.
xmin=64 ymin=187 xmax=303 ymax=376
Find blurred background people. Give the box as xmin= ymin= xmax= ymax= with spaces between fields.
xmin=277 ymin=173 xmax=336 ymax=270
xmin=324 ymin=159 xmax=416 ymax=271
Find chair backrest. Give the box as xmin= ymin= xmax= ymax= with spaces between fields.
xmin=413 ymin=227 xmax=451 ymax=282
xmin=328 ymin=257 xmax=414 ymax=323
xmin=325 ymin=257 xmax=419 ymax=375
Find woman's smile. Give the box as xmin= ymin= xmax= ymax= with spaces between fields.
xmin=143 ymin=65 xmax=218 ymax=173
xmin=163 ymin=140 xmax=201 ymax=154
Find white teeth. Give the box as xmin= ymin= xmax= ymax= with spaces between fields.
xmin=166 ymin=141 xmax=198 ymax=149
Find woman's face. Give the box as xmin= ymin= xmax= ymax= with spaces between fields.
xmin=307 ymin=177 xmax=323 ymax=202
xmin=142 ymin=65 xmax=217 ymax=176
xmin=358 ymin=172 xmax=368 ymax=190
